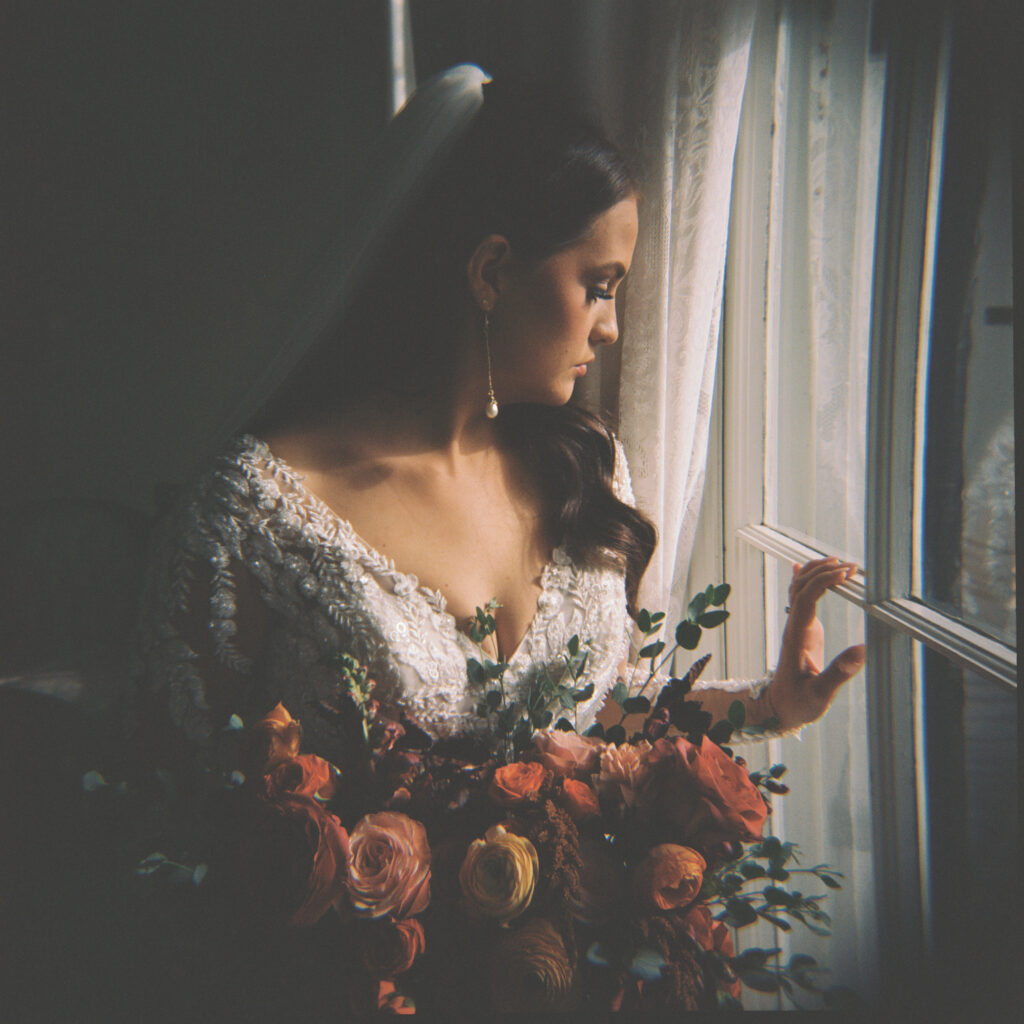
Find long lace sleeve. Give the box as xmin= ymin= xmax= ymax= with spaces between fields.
xmin=610 ymin=439 xmax=796 ymax=741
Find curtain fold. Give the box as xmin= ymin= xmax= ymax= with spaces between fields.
xmin=610 ymin=2 xmax=755 ymax=622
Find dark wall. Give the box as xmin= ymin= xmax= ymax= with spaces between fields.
xmin=4 ymin=1 xmax=389 ymax=514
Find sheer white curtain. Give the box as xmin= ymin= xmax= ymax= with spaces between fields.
xmin=688 ymin=0 xmax=886 ymax=1005
xmin=573 ymin=1 xmax=757 ymax=623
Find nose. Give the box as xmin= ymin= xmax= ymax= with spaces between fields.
xmin=591 ymin=301 xmax=619 ymax=347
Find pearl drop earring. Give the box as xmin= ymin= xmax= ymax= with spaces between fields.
xmin=483 ymin=310 xmax=499 ymax=419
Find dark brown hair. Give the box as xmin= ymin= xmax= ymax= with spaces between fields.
xmin=252 ymin=79 xmax=656 ymax=609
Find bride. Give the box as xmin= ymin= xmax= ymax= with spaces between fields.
xmin=130 ymin=65 xmax=864 ymax=773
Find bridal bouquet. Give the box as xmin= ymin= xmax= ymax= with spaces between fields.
xmin=87 ymin=584 xmax=846 ymax=1013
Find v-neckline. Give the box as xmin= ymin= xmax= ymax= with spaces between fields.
xmin=245 ymin=435 xmax=563 ymax=666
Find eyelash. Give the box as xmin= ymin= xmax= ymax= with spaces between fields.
xmin=587 ymin=286 xmax=614 ymax=302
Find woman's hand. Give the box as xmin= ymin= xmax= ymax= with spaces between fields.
xmin=765 ymin=558 xmax=866 ymax=731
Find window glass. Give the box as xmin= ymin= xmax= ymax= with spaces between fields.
xmin=921 ymin=16 xmax=1015 ymax=645
xmin=921 ymin=648 xmax=1018 ymax=992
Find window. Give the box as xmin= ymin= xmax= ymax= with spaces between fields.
xmin=690 ymin=0 xmax=1016 ymax=1011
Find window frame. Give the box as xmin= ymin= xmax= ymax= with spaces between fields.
xmin=710 ymin=0 xmax=1017 ymax=1007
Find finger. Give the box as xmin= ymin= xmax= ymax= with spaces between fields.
xmin=790 ymin=564 xmax=855 ymax=606
xmin=814 ymin=644 xmax=866 ymax=700
xmin=789 ymin=558 xmax=842 ymax=596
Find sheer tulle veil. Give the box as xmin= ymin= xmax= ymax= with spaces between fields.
xmin=212 ymin=63 xmax=490 ymax=454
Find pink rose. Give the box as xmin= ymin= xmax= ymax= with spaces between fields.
xmin=637 ymin=737 xmax=767 ymax=852
xmin=530 ymin=728 xmax=603 ymax=777
xmin=347 ymin=812 xmax=431 ymax=919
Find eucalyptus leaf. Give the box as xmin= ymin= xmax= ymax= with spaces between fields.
xmin=467 ymin=659 xmax=486 ymax=685
xmin=687 ymin=592 xmax=710 ymax=620
xmin=81 ymin=770 xmax=108 ymax=793
xmin=725 ymin=898 xmax=758 ymax=927
xmin=638 ymin=640 xmax=665 ymax=659
xmin=567 ymin=635 xmax=580 ymax=657
xmin=536 ymin=709 xmax=553 ymax=729
xmin=740 ymin=968 xmax=781 ymax=993
xmin=675 ymin=621 xmax=702 ymax=650
xmin=621 ymin=695 xmax=651 ymax=715
xmin=136 ymin=853 xmax=167 ymax=876
xmin=554 ymin=717 xmax=574 ymax=732
xmin=698 ymin=609 xmax=730 ymax=628
xmin=605 ymin=724 xmax=626 ymax=745
xmin=584 ymin=722 xmax=605 ymax=739
xmin=610 ymin=681 xmax=628 ymax=706
xmin=572 ymin=682 xmax=595 ymax=703
xmin=637 ymin=609 xmax=652 ymax=633
xmin=650 ymin=611 xmax=666 ymax=625
xmin=628 ymin=947 xmax=667 ymax=982
xmin=727 ymin=700 xmax=746 ymax=728
xmin=712 ymin=583 xmax=731 ymax=605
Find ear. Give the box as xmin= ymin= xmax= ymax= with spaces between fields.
xmin=466 ymin=234 xmax=515 ymax=311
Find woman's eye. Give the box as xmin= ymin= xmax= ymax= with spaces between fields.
xmin=587 ymin=285 xmax=614 ymax=302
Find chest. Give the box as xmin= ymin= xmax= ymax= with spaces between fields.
xmin=301 ymin=462 xmax=552 ymax=659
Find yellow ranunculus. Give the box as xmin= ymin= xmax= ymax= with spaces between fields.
xmin=458 ymin=824 xmax=539 ymax=925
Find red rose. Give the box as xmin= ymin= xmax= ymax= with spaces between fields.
xmin=637 ymin=737 xmax=767 ymax=851
xmin=559 ymin=778 xmax=601 ymax=821
xmin=489 ymin=762 xmax=548 ymax=806
xmin=261 ymin=753 xmax=339 ymax=802
xmin=236 ymin=792 xmax=350 ymax=928
xmin=360 ymin=917 xmax=427 ymax=978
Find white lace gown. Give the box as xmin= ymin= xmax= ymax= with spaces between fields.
xmin=133 ymin=434 xmax=765 ymax=761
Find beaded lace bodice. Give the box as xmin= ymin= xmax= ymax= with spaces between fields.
xmin=134 ymin=435 xmax=642 ymax=760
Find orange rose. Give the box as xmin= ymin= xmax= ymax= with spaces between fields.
xmin=242 ymin=701 xmax=301 ymax=775
xmin=637 ymin=737 xmax=767 ymax=852
xmin=236 ymin=792 xmax=350 ymax=928
xmin=489 ymin=762 xmax=548 ymax=806
xmin=347 ymin=812 xmax=431 ymax=919
xmin=262 ymin=753 xmax=339 ymax=802
xmin=632 ymin=843 xmax=706 ymax=913
xmin=360 ymin=917 xmax=427 ymax=978
xmin=559 ymin=778 xmax=601 ymax=821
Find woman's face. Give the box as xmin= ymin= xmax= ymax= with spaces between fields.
xmin=492 ymin=197 xmax=639 ymax=407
